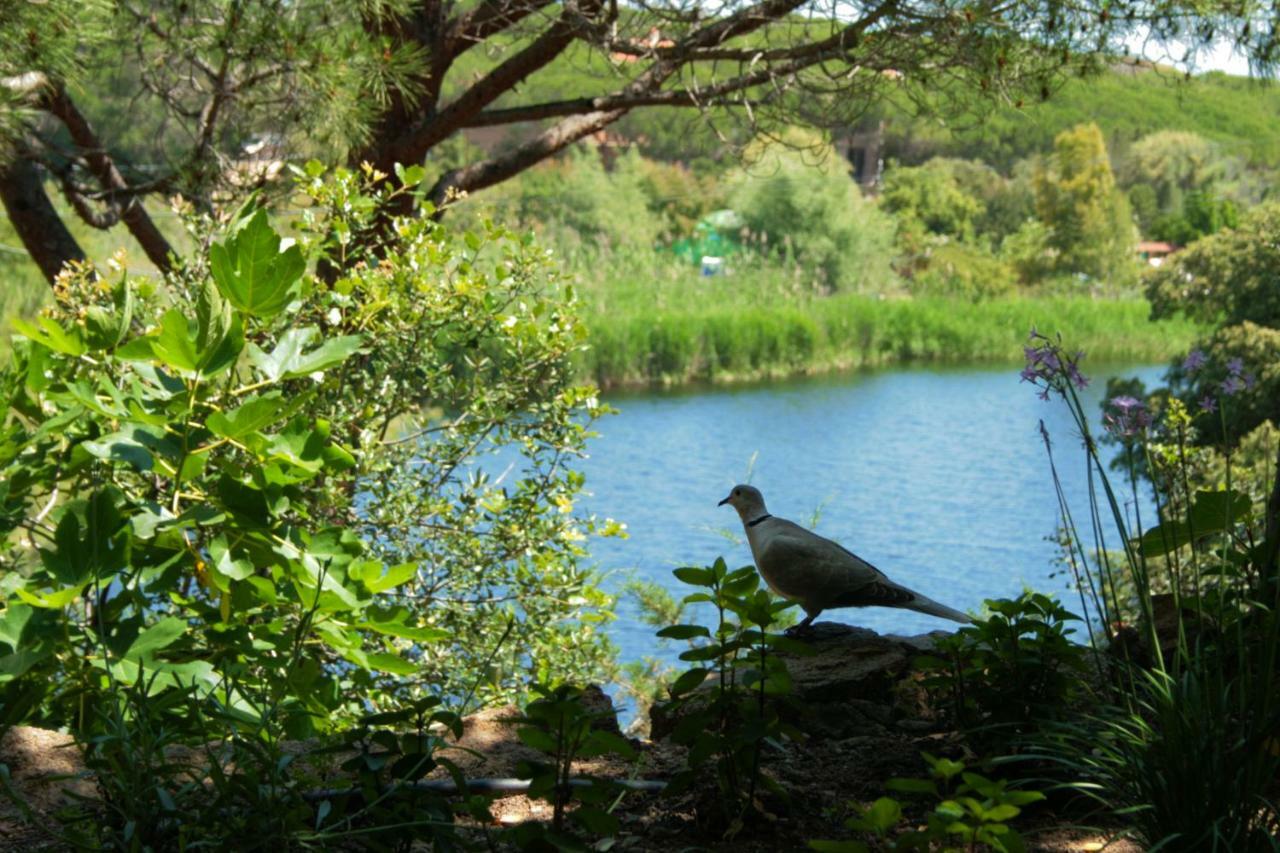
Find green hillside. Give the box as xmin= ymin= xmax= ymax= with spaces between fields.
xmin=881 ymin=67 xmax=1280 ymax=171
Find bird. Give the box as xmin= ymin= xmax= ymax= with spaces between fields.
xmin=718 ymin=484 xmax=971 ymax=634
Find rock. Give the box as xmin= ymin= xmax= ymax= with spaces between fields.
xmin=1108 ymin=593 xmax=1217 ymax=668
xmin=579 ymin=684 xmax=623 ymax=736
xmin=650 ymin=623 xmax=950 ymax=741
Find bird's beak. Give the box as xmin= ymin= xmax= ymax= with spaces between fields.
xmin=717 ymin=494 xmax=731 ymax=506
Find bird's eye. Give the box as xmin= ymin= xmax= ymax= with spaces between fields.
xmin=733 ymin=489 xmax=740 ymax=496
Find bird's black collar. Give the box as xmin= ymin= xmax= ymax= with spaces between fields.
xmin=747 ymin=514 xmax=772 ymax=528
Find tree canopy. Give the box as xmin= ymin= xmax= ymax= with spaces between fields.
xmin=1 ymin=0 xmax=1275 ymax=280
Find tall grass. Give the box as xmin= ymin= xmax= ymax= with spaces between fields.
xmin=572 ymin=250 xmax=1202 ymax=388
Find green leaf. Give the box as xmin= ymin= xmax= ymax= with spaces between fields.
xmin=83 ymin=432 xmax=154 ymax=471
xmin=853 ymin=797 xmax=902 ymax=834
xmin=1136 ymin=489 xmax=1252 ymax=557
xmin=0 ymin=646 xmax=51 ymax=682
xmin=582 ymin=730 xmax=636 ymax=759
xmin=1002 ymin=790 xmax=1046 ymax=806
xmin=983 ymin=804 xmax=1021 ymax=822
xmin=209 ymin=208 xmax=305 ymax=319
xmin=14 ymin=584 xmax=86 ymax=609
xmin=0 ymin=604 xmax=34 ymax=649
xmin=936 ymin=799 xmax=966 ymax=821
xmin=516 ymin=726 xmax=557 ymax=753
xmin=151 ymin=309 xmax=201 ymax=372
xmin=84 ymin=306 xmax=120 ymax=351
xmin=572 ymin=805 xmax=619 ymax=837
xmin=198 ymin=314 xmax=244 ymax=376
xmin=886 ymin=777 xmax=937 ymax=795
xmin=395 ymin=163 xmax=426 ymax=188
xmin=249 ymin=328 xmax=363 ymax=382
xmin=678 ymin=645 xmax=724 ymax=662
xmin=808 ymin=842 xmax=870 ymax=852
xmin=670 ymin=667 xmax=709 ymax=696
xmin=363 ymin=561 xmax=417 ymax=593
xmin=656 ymin=624 xmax=710 ymax=640
xmin=11 ymin=316 xmax=86 ymax=356
xmin=673 ymin=566 xmax=715 ymax=587
xmin=358 ymin=618 xmax=449 ymax=643
xmin=113 ymin=336 xmax=156 ymax=361
xmin=127 ymin=617 xmax=188 ymax=660
xmin=365 ymin=652 xmax=417 ymax=675
xmin=207 ymin=536 xmax=255 ymax=588
xmin=195 ymin=277 xmax=232 ymax=352
xmin=207 ymin=393 xmax=287 ymax=439
xmin=284 ymin=334 xmax=362 ymax=378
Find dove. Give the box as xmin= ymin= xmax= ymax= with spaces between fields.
xmin=718 ymin=484 xmax=971 ymax=633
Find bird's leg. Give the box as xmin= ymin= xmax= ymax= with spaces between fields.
xmin=784 ymin=612 xmax=818 ymax=638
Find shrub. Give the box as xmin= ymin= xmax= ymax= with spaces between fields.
xmin=656 ymin=558 xmax=810 ymax=833
xmin=906 ymin=243 xmax=1019 ymax=302
xmin=0 ymin=165 xmax=620 ymax=843
xmin=729 ymin=134 xmax=896 ymax=292
xmin=916 ymin=592 xmax=1089 ymax=734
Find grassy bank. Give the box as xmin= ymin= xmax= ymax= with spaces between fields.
xmin=577 ymin=265 xmax=1202 ymax=387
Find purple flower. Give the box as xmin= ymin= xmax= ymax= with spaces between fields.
xmin=1199 ymin=395 xmax=1217 ymax=414
xmin=1227 ymin=357 xmax=1244 ymax=376
xmin=1221 ymin=375 xmax=1246 ymax=396
xmin=1022 ymin=335 xmax=1089 ymax=399
xmin=1182 ymin=349 xmax=1206 ymax=374
xmin=1244 ymin=371 xmax=1257 ymax=389
xmin=1068 ymin=351 xmax=1089 ymax=389
xmin=1104 ymin=395 xmax=1152 ymax=438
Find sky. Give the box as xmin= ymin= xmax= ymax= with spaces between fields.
xmin=1127 ymin=33 xmax=1256 ymax=76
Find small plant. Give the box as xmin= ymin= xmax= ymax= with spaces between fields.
xmin=915 ymin=592 xmax=1089 ymax=733
xmin=303 ymin=696 xmax=470 ymax=848
xmin=810 ymin=753 xmax=1045 ymax=853
xmin=509 ymin=683 xmax=637 ymax=848
xmin=656 ymin=557 xmax=810 ymax=834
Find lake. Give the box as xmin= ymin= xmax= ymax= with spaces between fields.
xmin=575 ymin=361 xmax=1166 ymax=691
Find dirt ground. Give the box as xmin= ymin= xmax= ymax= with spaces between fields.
xmin=0 ymin=711 xmax=1141 ymax=851
xmin=0 ymin=627 xmax=1144 ymax=851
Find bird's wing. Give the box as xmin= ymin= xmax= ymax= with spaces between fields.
xmin=758 ymin=519 xmax=903 ymax=607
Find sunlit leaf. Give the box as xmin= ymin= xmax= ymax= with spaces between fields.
xmin=209 ymin=208 xmax=306 ymax=319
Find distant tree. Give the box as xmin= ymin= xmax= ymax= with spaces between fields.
xmin=1149 ymin=202 xmax=1280 ymax=445
xmin=1149 ymin=189 xmax=1240 ymax=244
xmin=1148 ymin=202 xmax=1280 ymax=330
xmin=486 ymin=145 xmax=664 ymax=250
xmin=729 ymin=134 xmax=895 ymax=290
xmin=1121 ymin=130 xmax=1224 ymax=211
xmin=880 ymin=159 xmax=985 ymax=242
xmin=1033 ymin=123 xmax=1136 ymax=283
xmin=1 ymin=0 xmax=1273 ymax=281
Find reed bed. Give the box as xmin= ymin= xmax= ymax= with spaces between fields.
xmin=576 ymin=258 xmax=1202 ymax=388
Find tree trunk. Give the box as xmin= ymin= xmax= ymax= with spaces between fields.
xmin=0 ymin=157 xmax=85 ymax=284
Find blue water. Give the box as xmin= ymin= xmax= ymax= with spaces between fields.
xmin=575 ymin=362 xmax=1165 ymax=680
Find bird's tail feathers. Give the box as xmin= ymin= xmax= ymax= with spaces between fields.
xmin=907 ymin=594 xmax=973 ymax=625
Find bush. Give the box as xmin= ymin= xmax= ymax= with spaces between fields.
xmin=729 ymin=133 xmax=896 ymax=292
xmin=0 ymin=163 xmax=617 ymax=732
xmin=486 ymin=145 xmax=666 ymax=250
xmin=916 ymin=593 xmax=1088 ymax=734
xmin=906 ymin=243 xmax=1019 ymax=302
